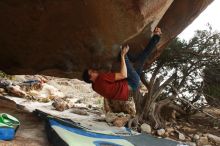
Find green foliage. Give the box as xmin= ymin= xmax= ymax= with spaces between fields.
xmin=203 ymin=64 xmax=220 ymax=107
xmin=0 ymin=71 xmax=7 ymax=78
xmin=0 ymin=70 xmax=13 ymax=80
xmin=146 ymin=26 xmax=220 ymax=108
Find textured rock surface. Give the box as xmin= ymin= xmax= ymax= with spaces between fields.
xmin=0 ymin=0 xmax=213 ymax=78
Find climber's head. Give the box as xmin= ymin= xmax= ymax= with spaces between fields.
xmin=82 ymin=69 xmax=98 ymax=83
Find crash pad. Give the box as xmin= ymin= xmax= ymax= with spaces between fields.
xmin=36 ymin=110 xmax=180 ymax=146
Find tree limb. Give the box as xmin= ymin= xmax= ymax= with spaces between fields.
xmin=169 ymin=85 xmax=217 ymax=119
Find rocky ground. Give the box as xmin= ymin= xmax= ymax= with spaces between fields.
xmin=0 ymin=74 xmax=219 ymax=146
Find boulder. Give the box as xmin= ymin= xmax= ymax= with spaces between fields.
xmin=0 ymin=0 xmax=213 ymax=78
xmin=140 ymin=123 xmax=152 ymax=134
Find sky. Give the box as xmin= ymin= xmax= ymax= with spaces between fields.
xmin=178 ymin=0 xmax=220 ymax=40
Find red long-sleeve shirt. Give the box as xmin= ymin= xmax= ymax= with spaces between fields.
xmin=92 ymin=73 xmax=129 ymax=101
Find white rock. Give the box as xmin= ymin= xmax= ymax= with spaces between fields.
xmin=140 ymin=123 xmax=151 ymax=134
xmin=207 ymin=133 xmax=220 ymax=144
xmin=157 ymin=129 xmax=165 ymax=136
xmin=193 ymin=134 xmax=200 ymax=140
xmin=178 ymin=132 xmax=185 ymax=140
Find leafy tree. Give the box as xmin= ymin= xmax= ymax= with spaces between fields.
xmin=203 ymin=64 xmax=220 ymax=107
xmin=130 ymin=26 xmax=220 ymax=128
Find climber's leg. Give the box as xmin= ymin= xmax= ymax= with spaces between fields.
xmin=134 ymin=35 xmax=160 ymax=75
xmin=125 ymin=55 xmax=140 ymax=91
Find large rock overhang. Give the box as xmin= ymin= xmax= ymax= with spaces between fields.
xmin=0 ymin=0 xmax=213 ymax=78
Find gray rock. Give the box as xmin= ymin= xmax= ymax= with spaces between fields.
xmin=157 ymin=129 xmax=165 ymax=136
xmin=141 ymin=123 xmax=151 ymax=134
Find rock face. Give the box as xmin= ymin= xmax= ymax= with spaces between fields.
xmin=0 ymin=0 xmax=213 ymax=78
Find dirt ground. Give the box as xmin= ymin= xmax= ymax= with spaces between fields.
xmin=0 ymin=100 xmax=50 ymax=146
xmin=166 ymin=107 xmax=220 ymax=145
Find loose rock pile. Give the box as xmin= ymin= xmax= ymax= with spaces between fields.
xmin=139 ymin=122 xmax=220 ymax=146
xmin=0 ymin=74 xmax=132 ymax=128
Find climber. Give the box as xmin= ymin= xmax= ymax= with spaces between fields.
xmin=82 ymin=27 xmax=162 ymax=101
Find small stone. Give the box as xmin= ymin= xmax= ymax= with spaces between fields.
xmin=157 ymin=129 xmax=165 ymax=136
xmin=179 ymin=132 xmax=185 ymax=140
xmin=52 ymin=99 xmax=68 ymax=111
xmin=193 ymin=134 xmax=200 ymax=140
xmin=72 ymin=108 xmax=88 ymax=115
xmin=214 ymin=127 xmax=218 ymax=129
xmin=141 ymin=123 xmax=151 ymax=134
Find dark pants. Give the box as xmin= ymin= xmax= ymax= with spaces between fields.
xmin=126 ymin=35 xmax=160 ymax=91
